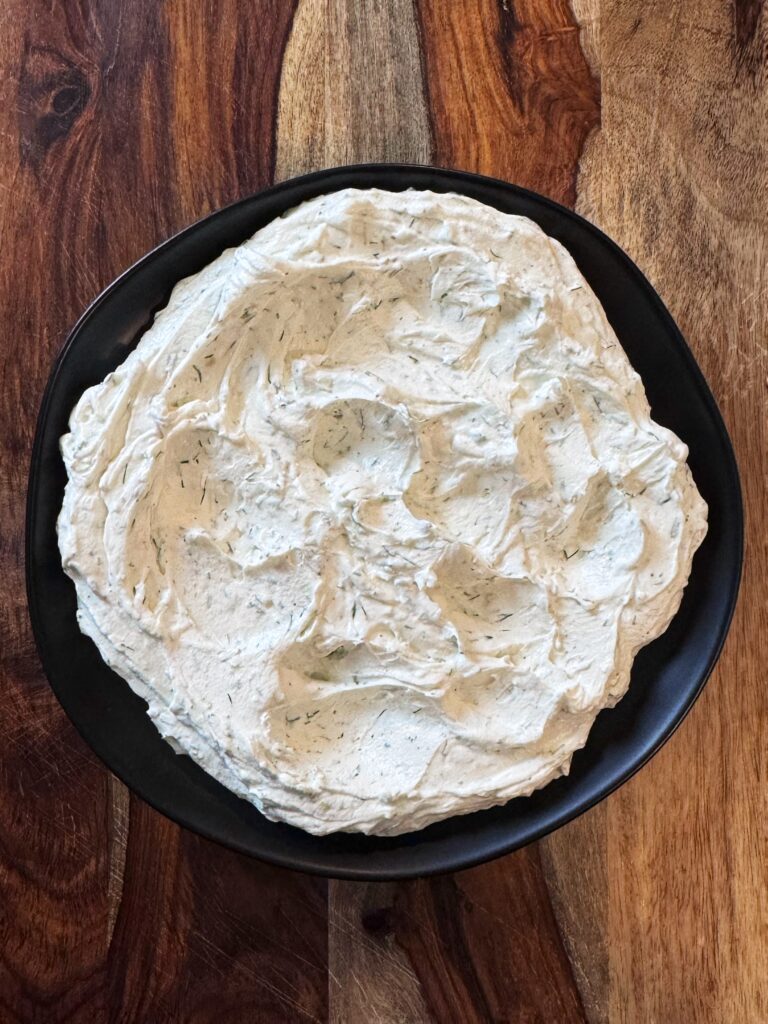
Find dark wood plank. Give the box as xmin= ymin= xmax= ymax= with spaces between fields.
xmin=0 ymin=3 xmax=327 ymax=1022
xmin=107 ymin=800 xmax=327 ymax=1024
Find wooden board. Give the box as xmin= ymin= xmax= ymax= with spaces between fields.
xmin=0 ymin=2 xmax=764 ymax=1021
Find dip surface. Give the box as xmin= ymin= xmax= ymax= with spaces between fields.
xmin=58 ymin=189 xmax=707 ymax=835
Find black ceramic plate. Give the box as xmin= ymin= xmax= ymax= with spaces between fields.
xmin=26 ymin=165 xmax=743 ymax=879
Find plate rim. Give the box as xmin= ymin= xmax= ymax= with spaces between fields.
xmin=26 ymin=163 xmax=744 ymax=879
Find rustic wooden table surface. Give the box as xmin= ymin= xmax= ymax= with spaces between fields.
xmin=0 ymin=2 xmax=765 ymax=1022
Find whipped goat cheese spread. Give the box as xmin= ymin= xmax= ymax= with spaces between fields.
xmin=58 ymin=189 xmax=707 ymax=835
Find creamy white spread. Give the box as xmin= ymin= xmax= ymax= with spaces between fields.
xmin=58 ymin=189 xmax=707 ymax=835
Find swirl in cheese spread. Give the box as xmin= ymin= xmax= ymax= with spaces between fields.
xmin=58 ymin=189 xmax=707 ymax=835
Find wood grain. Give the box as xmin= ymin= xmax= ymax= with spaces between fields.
xmin=572 ymin=3 xmax=767 ymax=1022
xmin=416 ymin=0 xmax=601 ymax=205
xmin=329 ymin=852 xmax=591 ymax=1024
xmin=106 ymin=801 xmax=327 ymax=1023
xmin=1 ymin=3 xmax=326 ymax=1024
xmin=0 ymin=0 xmax=765 ymax=1021
xmin=276 ymin=0 xmax=431 ymax=179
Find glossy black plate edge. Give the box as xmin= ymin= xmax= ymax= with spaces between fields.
xmin=25 ymin=163 xmax=744 ymax=879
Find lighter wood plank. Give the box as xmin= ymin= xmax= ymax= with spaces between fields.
xmin=329 ymin=885 xmax=431 ymax=1024
xmin=541 ymin=809 xmax=609 ymax=1024
xmin=105 ymin=775 xmax=130 ymax=947
xmin=573 ymin=2 xmax=767 ymax=1021
xmin=276 ymin=7 xmax=434 ymax=1019
xmin=275 ymin=0 xmax=432 ymax=181
xmin=570 ymin=0 xmax=601 ymax=75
